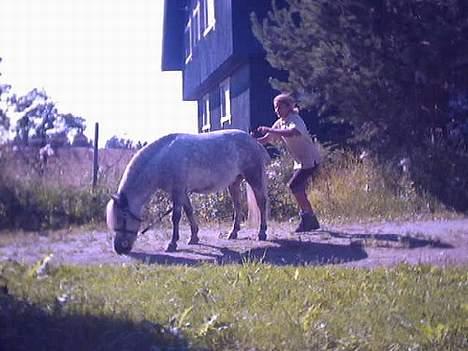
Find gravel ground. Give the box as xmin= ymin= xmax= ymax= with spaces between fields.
xmin=0 ymin=218 xmax=467 ymax=268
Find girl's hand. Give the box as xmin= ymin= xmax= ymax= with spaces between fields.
xmin=257 ymin=126 xmax=270 ymax=134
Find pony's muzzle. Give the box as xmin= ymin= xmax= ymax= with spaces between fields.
xmin=114 ymin=238 xmax=132 ymax=255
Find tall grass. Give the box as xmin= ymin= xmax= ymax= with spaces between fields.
xmin=309 ymin=151 xmax=448 ymax=223
xmin=0 ymin=148 xmax=460 ymax=231
xmin=0 ymin=178 xmax=109 ymax=230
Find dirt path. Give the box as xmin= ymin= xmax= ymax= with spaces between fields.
xmin=1 ymin=218 xmax=467 ymax=268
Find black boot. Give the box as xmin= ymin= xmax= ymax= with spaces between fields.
xmin=295 ymin=212 xmax=320 ymax=232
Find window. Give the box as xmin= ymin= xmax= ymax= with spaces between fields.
xmin=184 ymin=18 xmax=192 ymax=63
xmin=202 ymin=0 xmax=215 ymax=35
xmin=185 ymin=2 xmax=203 ymax=64
xmin=185 ymin=0 xmax=214 ymax=63
xmin=220 ymin=78 xmax=231 ymax=126
xmin=201 ymin=94 xmax=211 ymax=132
xmin=192 ymin=3 xmax=201 ymax=45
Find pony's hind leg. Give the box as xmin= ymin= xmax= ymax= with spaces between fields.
xmin=253 ymin=186 xmax=267 ymax=241
xmin=227 ymin=176 xmax=243 ymax=239
xmin=183 ymin=195 xmax=199 ymax=245
xmin=167 ymin=202 xmax=182 ymax=252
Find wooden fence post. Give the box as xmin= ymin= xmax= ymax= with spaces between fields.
xmin=92 ymin=122 xmax=99 ymax=190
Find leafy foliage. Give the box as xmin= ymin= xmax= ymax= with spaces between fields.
xmin=1 ymin=56 xmax=88 ymax=147
xmin=252 ymin=0 xmax=468 ymax=152
xmin=104 ymin=136 xmax=146 ymax=150
xmin=10 ymin=88 xmax=86 ymax=147
xmin=0 ymin=58 xmax=9 ymax=140
xmin=0 ymin=85 xmax=11 ymax=141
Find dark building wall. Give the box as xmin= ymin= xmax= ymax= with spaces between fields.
xmin=232 ymin=1 xmax=271 ymax=58
xmin=183 ymin=0 xmax=233 ymax=100
xmin=184 ymin=1 xmax=273 ymax=100
xmin=249 ymin=59 xmax=280 ymax=130
xmin=230 ymin=64 xmax=251 ymax=131
xmin=196 ymin=60 xmax=281 ymax=134
xmin=197 ymin=62 xmax=250 ymax=133
xmin=161 ymin=0 xmax=186 ymax=71
xmin=231 ymin=1 xmax=284 ymax=131
xmin=182 ymin=0 xmax=292 ymax=133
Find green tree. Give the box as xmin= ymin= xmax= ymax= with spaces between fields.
xmin=252 ymin=0 xmax=468 ymax=153
xmin=0 ymin=58 xmax=11 ymax=141
xmin=105 ymin=136 xmax=136 ymax=149
xmin=1 ymin=55 xmax=87 ymax=147
xmin=0 ymin=84 xmax=11 ymax=142
xmin=10 ymin=88 xmax=86 ymax=146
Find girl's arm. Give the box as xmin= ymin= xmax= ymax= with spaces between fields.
xmin=257 ymin=126 xmax=300 ymax=138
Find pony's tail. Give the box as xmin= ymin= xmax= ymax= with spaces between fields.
xmin=246 ymin=144 xmax=270 ymax=228
xmin=246 ymin=182 xmax=261 ymax=228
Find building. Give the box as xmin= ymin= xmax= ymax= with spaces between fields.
xmin=161 ymin=0 xmax=283 ymax=134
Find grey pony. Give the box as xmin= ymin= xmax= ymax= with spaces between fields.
xmin=106 ymin=129 xmax=270 ymax=253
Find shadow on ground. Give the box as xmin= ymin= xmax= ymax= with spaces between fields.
xmin=325 ymin=230 xmax=453 ymax=249
xmin=0 ymin=293 xmax=187 ymax=351
xmin=128 ymin=228 xmax=454 ymax=266
xmin=129 ymin=239 xmax=369 ymax=266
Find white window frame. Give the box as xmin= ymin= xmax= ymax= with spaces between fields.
xmin=201 ymin=94 xmax=211 ymax=132
xmin=202 ymin=0 xmax=215 ymax=36
xmin=192 ymin=3 xmax=201 ymax=46
xmin=184 ymin=18 xmax=192 ymax=63
xmin=220 ymin=78 xmax=231 ymax=126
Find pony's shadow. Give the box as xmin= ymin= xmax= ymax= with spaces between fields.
xmin=128 ymin=252 xmax=204 ymax=265
xmin=129 ymin=239 xmax=369 ymax=266
xmin=324 ymin=230 xmax=453 ymax=249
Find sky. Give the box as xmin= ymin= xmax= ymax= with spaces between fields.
xmin=0 ymin=0 xmax=197 ymax=146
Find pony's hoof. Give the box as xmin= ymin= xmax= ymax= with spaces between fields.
xmin=227 ymin=232 xmax=238 ymax=240
xmin=187 ymin=237 xmax=199 ymax=245
xmin=258 ymin=233 xmax=267 ymax=241
xmin=166 ymin=243 xmax=177 ymax=252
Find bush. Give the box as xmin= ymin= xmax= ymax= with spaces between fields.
xmin=0 ymin=179 xmax=109 ymax=230
xmin=145 ymin=189 xmax=241 ymax=226
xmin=409 ymin=141 xmax=468 ymax=212
xmin=265 ymin=152 xmax=297 ymax=220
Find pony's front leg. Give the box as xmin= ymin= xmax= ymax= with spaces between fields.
xmin=167 ymin=204 xmax=182 ymax=252
xmin=257 ymin=196 xmax=267 ymax=241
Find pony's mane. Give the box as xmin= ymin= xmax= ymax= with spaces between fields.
xmin=118 ymin=133 xmax=180 ymax=192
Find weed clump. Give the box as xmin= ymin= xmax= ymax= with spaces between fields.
xmin=0 ymin=179 xmax=108 ymax=230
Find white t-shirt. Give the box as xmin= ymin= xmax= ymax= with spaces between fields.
xmin=272 ymin=112 xmax=321 ymax=169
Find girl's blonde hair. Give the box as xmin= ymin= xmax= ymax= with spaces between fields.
xmin=273 ymin=93 xmax=299 ymax=113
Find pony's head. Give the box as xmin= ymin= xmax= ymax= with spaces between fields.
xmin=106 ymin=193 xmax=142 ymax=255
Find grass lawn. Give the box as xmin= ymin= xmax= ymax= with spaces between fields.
xmin=0 ymin=261 xmax=467 ymax=350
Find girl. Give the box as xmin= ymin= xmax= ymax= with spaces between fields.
xmin=256 ymin=93 xmax=321 ymax=232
